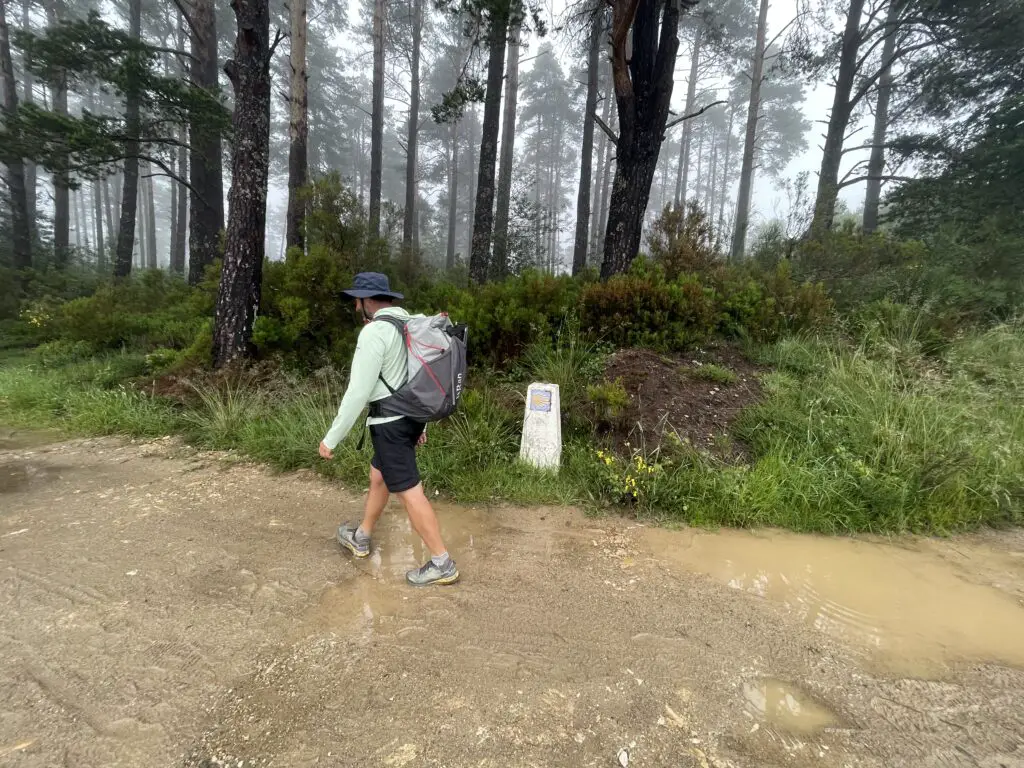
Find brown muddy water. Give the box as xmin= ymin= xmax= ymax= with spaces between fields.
xmin=3 ymin=434 xmax=1024 ymax=767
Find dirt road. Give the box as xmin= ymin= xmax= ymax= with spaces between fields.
xmin=2 ymin=431 xmax=1024 ymax=767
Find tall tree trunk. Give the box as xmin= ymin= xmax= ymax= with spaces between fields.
xmin=445 ymin=121 xmax=459 ymax=270
xmin=78 ymin=185 xmax=91 ymax=252
xmin=93 ymin=179 xmax=105 ymax=270
xmin=21 ymin=0 xmax=35 ymax=228
xmin=368 ymin=0 xmax=385 ymax=238
xmin=572 ymin=3 xmax=602 ymax=275
xmin=593 ymin=89 xmax=614 ymax=259
xmin=718 ymin=105 xmax=734 ymax=235
xmin=468 ymin=9 xmax=508 ymax=284
xmin=136 ymin=181 xmax=146 ymax=267
xmin=285 ymin=0 xmax=308 ymax=252
xmin=214 ymin=0 xmax=272 ymax=368
xmin=145 ymin=163 xmax=157 ymax=268
xmin=0 ymin=0 xmax=32 ymax=271
xmin=863 ymin=0 xmax=898 ymax=234
xmin=102 ymin=176 xmax=115 ymax=248
xmin=601 ymin=0 xmax=683 ymax=277
xmin=552 ymin=119 xmax=563 ymax=272
xmin=810 ymin=0 xmax=865 ymax=238
xmin=674 ymin=28 xmax=701 ymax=206
xmin=730 ymin=0 xmax=768 ymax=262
xmin=492 ymin=14 xmax=520 ymax=278
xmin=113 ymin=0 xmax=142 ymax=278
xmin=707 ymin=137 xmax=718 ymax=215
xmin=402 ymin=0 xmax=422 ymax=253
xmin=171 ymin=123 xmax=188 ymax=273
xmin=43 ymin=3 xmax=70 ymax=266
xmin=466 ymin=106 xmax=478 ymax=259
xmin=589 ymin=88 xmax=610 ymax=257
xmin=188 ymin=0 xmax=225 ymax=284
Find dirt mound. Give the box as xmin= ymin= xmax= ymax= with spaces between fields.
xmin=602 ymin=344 xmax=764 ymax=459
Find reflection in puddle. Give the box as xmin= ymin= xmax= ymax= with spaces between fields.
xmin=742 ymin=679 xmax=836 ymax=735
xmin=644 ymin=527 xmax=1024 ymax=673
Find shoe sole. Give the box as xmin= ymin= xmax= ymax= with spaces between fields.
xmin=408 ymin=570 xmax=460 ymax=587
xmin=337 ymin=533 xmax=370 ymax=559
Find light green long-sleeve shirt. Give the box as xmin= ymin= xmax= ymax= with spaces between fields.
xmin=321 ymin=307 xmax=412 ymax=450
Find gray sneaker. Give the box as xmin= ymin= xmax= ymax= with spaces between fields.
xmin=336 ymin=522 xmax=370 ymax=558
xmin=406 ymin=558 xmax=460 ymax=586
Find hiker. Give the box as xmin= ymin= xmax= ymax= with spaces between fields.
xmin=318 ymin=272 xmax=460 ymax=587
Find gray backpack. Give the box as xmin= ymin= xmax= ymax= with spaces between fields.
xmin=369 ymin=313 xmax=468 ymax=423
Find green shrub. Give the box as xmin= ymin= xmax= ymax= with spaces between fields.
xmin=35 ymin=339 xmax=95 ymax=368
xmin=587 ymin=379 xmax=629 ymax=427
xmin=689 ymin=363 xmax=738 ymax=385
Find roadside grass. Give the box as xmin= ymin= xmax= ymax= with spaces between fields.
xmin=2 ymin=322 xmax=1022 ymax=535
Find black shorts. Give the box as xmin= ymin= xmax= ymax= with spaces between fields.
xmin=369 ymin=418 xmax=426 ymax=493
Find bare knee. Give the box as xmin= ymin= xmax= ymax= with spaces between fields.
xmin=370 ymin=466 xmax=387 ymax=490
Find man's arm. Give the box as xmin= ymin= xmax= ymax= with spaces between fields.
xmin=321 ymin=327 xmax=386 ymax=452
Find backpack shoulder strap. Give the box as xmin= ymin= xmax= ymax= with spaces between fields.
xmin=371 ymin=313 xmax=409 ymax=394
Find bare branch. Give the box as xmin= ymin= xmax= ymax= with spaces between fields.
xmin=170 ymin=0 xmax=200 ymax=40
xmin=269 ymin=28 xmax=285 ymax=60
xmin=594 ymin=111 xmax=618 ymax=144
xmin=836 ymin=173 xmax=916 ymax=191
xmin=665 ymin=100 xmax=727 ymax=130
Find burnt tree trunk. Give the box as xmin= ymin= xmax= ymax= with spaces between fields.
xmin=213 ymin=0 xmax=272 ymax=368
xmin=0 ymin=0 xmax=31 ymax=271
xmin=674 ymin=28 xmax=701 ymax=206
xmin=113 ymin=0 xmax=142 ymax=278
xmin=730 ymin=0 xmax=768 ymax=262
xmin=188 ymin=0 xmax=225 ymax=284
xmin=863 ymin=0 xmax=898 ymax=234
xmin=572 ymin=2 xmax=602 ymax=275
xmin=285 ymin=0 xmax=308 ymax=252
xmin=402 ymin=0 xmax=422 ymax=253
xmin=368 ymin=0 xmax=385 ymax=238
xmin=445 ymin=121 xmax=459 ymax=270
xmin=492 ymin=14 xmax=520 ymax=278
xmin=468 ymin=7 xmax=508 ymax=284
xmin=601 ymin=0 xmax=688 ymax=278
xmin=810 ymin=0 xmax=865 ymax=238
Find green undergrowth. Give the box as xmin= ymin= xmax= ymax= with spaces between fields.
xmin=3 ymin=318 xmax=1023 ymax=534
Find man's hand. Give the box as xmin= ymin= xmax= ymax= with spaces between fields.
xmin=417 ymin=428 xmax=427 ymax=447
xmin=319 ymin=441 xmax=334 ymax=460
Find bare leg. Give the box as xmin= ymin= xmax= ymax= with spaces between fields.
xmin=359 ymin=466 xmax=389 ymax=535
xmin=397 ymin=483 xmax=446 ymax=556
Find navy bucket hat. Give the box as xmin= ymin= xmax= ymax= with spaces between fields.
xmin=341 ymin=272 xmax=404 ymax=300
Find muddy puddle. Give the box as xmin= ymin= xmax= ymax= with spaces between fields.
xmin=742 ymin=679 xmax=837 ymax=734
xmin=0 ymin=461 xmax=64 ymax=495
xmin=0 ymin=427 xmax=61 ymax=451
xmin=643 ymin=527 xmax=1024 ymax=675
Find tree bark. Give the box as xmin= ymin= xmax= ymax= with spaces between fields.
xmin=93 ymin=179 xmax=105 ymax=270
xmin=0 ymin=0 xmax=32 ymax=271
xmin=21 ymin=0 xmax=35 ymax=228
xmin=730 ymin=0 xmax=768 ymax=262
xmin=113 ymin=0 xmax=142 ymax=278
xmin=145 ymin=162 xmax=157 ymax=268
xmin=492 ymin=14 xmax=520 ymax=278
xmin=863 ymin=0 xmax=898 ymax=234
xmin=188 ymin=0 xmax=225 ymax=285
xmin=213 ymin=0 xmax=272 ymax=368
xmin=42 ymin=3 xmax=70 ymax=266
xmin=572 ymin=3 xmax=602 ymax=275
xmin=718 ymin=105 xmax=734 ymax=235
xmin=368 ymin=0 xmax=385 ymax=239
xmin=171 ymin=122 xmax=188 ymax=273
xmin=285 ymin=0 xmax=308 ymax=252
xmin=468 ymin=8 xmax=508 ymax=285
xmin=402 ymin=0 xmax=422 ymax=253
xmin=445 ymin=121 xmax=459 ymax=270
xmin=136 ymin=181 xmax=146 ymax=267
xmin=809 ymin=0 xmax=865 ymax=238
xmin=102 ymin=176 xmax=115 ymax=250
xmin=593 ymin=86 xmax=614 ymax=260
xmin=78 ymin=185 xmax=91 ymax=252
xmin=600 ymin=0 xmax=685 ymax=277
xmin=674 ymin=28 xmax=701 ymax=206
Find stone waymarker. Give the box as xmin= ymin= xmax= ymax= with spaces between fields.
xmin=520 ymin=383 xmax=562 ymax=470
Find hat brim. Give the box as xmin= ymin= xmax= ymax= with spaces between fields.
xmin=341 ymin=289 xmax=404 ymax=300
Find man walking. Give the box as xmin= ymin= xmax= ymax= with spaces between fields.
xmin=318 ymin=272 xmax=459 ymax=586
